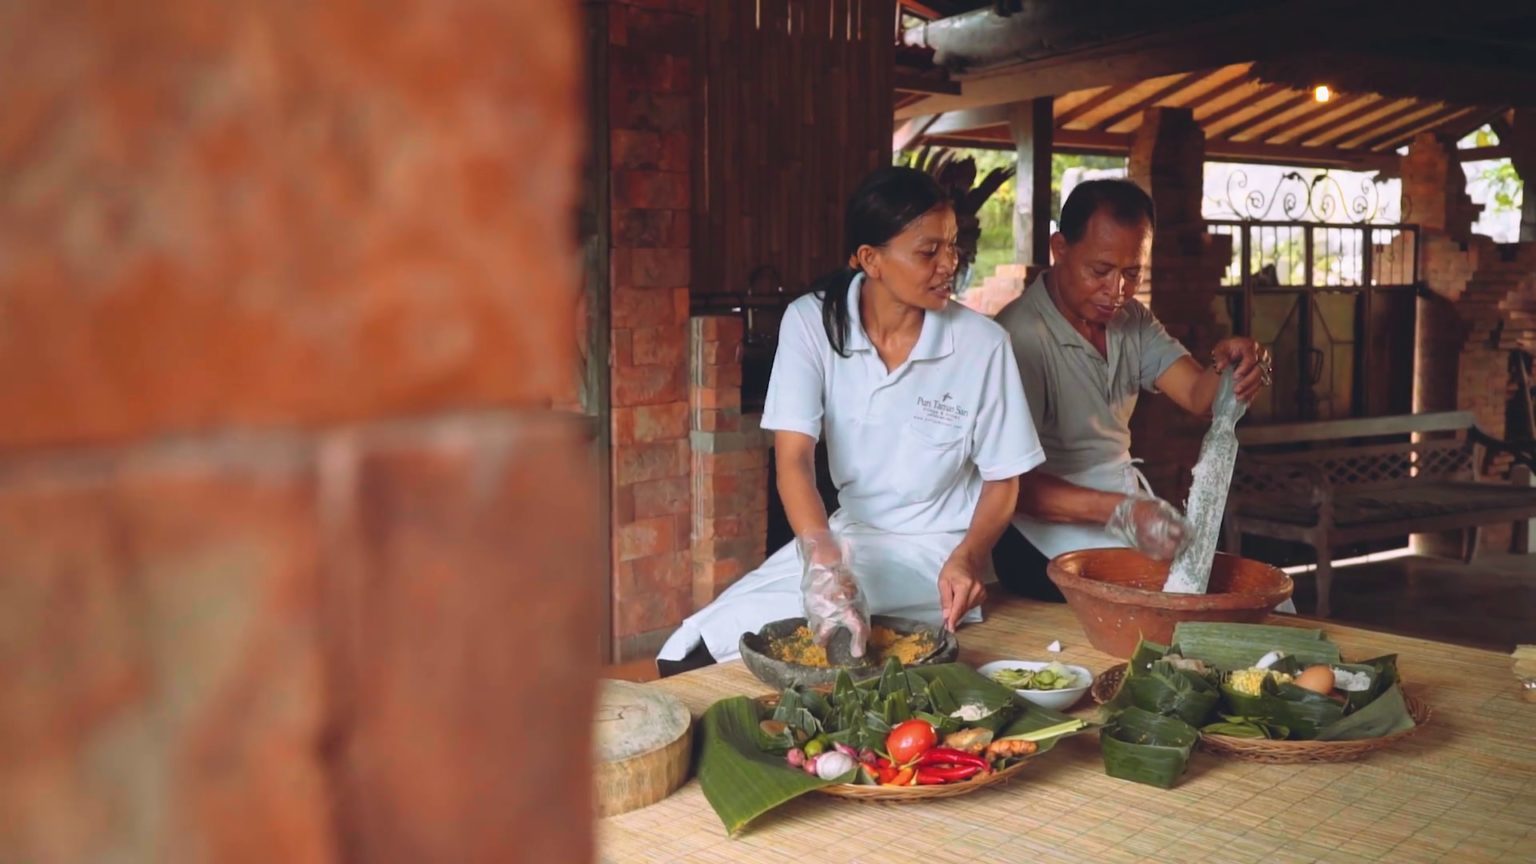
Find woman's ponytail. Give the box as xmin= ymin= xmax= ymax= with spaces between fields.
xmin=812 ymin=266 xmax=858 ymax=358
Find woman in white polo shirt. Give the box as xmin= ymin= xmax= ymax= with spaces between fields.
xmin=657 ymin=167 xmax=1044 ymax=672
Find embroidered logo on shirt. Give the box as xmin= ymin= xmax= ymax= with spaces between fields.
xmin=914 ymin=394 xmax=969 ymax=427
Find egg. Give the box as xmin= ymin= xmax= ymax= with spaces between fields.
xmin=1294 ymin=665 xmax=1336 ymax=695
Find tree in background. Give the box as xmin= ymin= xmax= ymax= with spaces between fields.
xmin=1469 ymin=127 xmax=1524 ymax=214
xmin=895 ymin=148 xmax=1129 ymax=288
xmin=901 ymin=148 xmax=1014 ymax=292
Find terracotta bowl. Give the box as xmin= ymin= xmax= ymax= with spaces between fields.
xmin=1045 ymin=548 xmax=1294 ymax=658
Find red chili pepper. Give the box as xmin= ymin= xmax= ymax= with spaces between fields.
xmin=914 ymin=764 xmax=984 ymax=785
xmin=915 ymin=748 xmax=989 ymax=770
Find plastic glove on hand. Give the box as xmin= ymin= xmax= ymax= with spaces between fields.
xmin=798 ymin=531 xmax=870 ymax=660
xmin=1105 ymin=494 xmax=1190 ymax=561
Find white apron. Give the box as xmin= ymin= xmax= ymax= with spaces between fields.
xmin=1013 ymin=459 xmax=1146 ymax=559
xmin=656 ymin=509 xmax=984 ymax=664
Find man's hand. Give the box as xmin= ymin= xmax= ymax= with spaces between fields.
xmin=1105 ymin=493 xmax=1189 ymax=561
xmin=1210 ymin=337 xmax=1271 ymax=402
xmin=937 ymin=551 xmax=987 ymax=632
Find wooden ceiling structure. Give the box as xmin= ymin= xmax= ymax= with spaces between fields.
xmin=893 ymin=0 xmax=1536 ymax=171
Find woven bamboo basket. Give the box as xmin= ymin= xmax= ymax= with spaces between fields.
xmin=755 ymin=694 xmax=1038 ymax=802
xmin=1091 ymin=664 xmax=1431 ymax=764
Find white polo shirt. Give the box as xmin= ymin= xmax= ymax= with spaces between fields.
xmin=762 ymin=273 xmax=1045 ymax=535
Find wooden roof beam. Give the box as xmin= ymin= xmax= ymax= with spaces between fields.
xmin=1265 ymin=93 xmax=1378 ymax=144
xmin=1303 ymin=98 xmax=1420 ymax=147
xmin=1196 ymin=84 xmax=1289 ymax=130
xmin=1370 ymin=105 xmax=1516 ymax=154
xmin=1217 ymin=93 xmax=1323 ymax=142
xmin=1094 ymin=72 xmax=1209 ymax=132
xmin=1348 ymin=104 xmax=1472 ymax=151
xmin=917 ymin=127 xmax=1398 ymax=171
xmin=1055 ymin=83 xmax=1138 ymax=127
xmin=895 ymin=70 xmax=962 ymax=96
xmin=1176 ymin=73 xmax=1266 ymax=119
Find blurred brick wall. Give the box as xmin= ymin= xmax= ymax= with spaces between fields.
xmin=606 ymin=0 xmax=699 ymax=657
xmin=0 ymin=2 xmax=599 ymax=863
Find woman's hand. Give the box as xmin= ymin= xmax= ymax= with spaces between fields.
xmin=937 ymin=549 xmax=988 ymax=632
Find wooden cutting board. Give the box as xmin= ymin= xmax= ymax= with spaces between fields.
xmin=594 ymin=679 xmax=692 ymax=817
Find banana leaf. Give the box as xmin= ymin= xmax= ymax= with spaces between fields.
xmin=697 ymin=696 xmax=840 ymax=835
xmin=1353 ymin=654 xmax=1400 ymax=701
xmin=696 ymin=662 xmax=1033 ymax=834
xmin=906 ymin=663 xmax=1020 ymax=733
xmin=1126 ymin=639 xmax=1171 ymax=676
xmin=770 ymin=688 xmax=822 ymax=737
xmin=1172 ymin=622 xmax=1341 ymax=671
xmin=1219 ymin=678 xmax=1345 ymax=739
xmin=926 ymin=677 xmax=960 ymax=716
xmin=996 ymin=701 xmax=1091 ymax=755
xmin=1316 ymin=683 xmax=1415 ymax=740
xmin=1101 ymin=707 xmax=1198 ymax=789
xmin=1117 ymin=661 xmax=1221 ymax=727
xmin=1202 ymin=713 xmax=1290 ymax=739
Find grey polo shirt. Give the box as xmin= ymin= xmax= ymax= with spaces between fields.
xmin=993 ymin=273 xmax=1190 ymax=478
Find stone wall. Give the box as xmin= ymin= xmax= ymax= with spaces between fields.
xmin=0 ymin=2 xmax=597 ymax=862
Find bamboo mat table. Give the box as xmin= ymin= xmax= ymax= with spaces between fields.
xmin=599 ymin=599 xmax=1535 ymax=864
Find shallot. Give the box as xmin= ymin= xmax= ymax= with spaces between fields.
xmin=814 ymin=751 xmax=856 ymax=781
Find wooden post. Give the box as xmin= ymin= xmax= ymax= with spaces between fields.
xmin=1009 ymin=96 xmax=1054 ymax=268
xmin=1507 ymin=109 xmax=1536 ymax=243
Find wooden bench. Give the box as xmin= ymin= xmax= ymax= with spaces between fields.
xmin=1223 ymin=411 xmax=1536 ymax=618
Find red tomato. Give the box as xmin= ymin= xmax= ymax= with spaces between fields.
xmin=885 ymin=720 xmax=937 ymax=765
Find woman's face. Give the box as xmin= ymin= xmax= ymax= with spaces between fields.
xmin=857 ymin=205 xmax=958 ymax=312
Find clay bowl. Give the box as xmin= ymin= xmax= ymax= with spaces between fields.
xmin=1046 ymin=548 xmax=1293 ymax=658
xmin=739 ymin=615 xmax=959 ymax=690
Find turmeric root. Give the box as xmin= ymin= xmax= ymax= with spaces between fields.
xmin=984 ymin=738 xmax=1038 ymax=760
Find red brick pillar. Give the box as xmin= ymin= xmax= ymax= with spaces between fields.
xmin=1454 ymin=244 xmax=1536 ymax=552
xmin=607 ymin=0 xmax=699 ymax=659
xmin=1401 ymin=133 xmax=1481 ymax=238
xmin=0 ymin=2 xmax=597 ymax=862
xmin=689 ymin=317 xmax=771 ymax=609
xmin=1127 ymin=107 xmax=1231 ymax=505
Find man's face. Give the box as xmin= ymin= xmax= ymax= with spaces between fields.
xmin=1049 ymin=208 xmax=1152 ymax=326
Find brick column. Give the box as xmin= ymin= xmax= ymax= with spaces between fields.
xmin=1127 ymin=107 xmax=1232 ymax=505
xmin=1401 ymin=133 xmax=1481 ymax=240
xmin=1454 ymin=242 xmax=1536 ymax=553
xmin=689 ymin=317 xmax=771 ymax=609
xmin=607 ymin=1 xmax=699 ymax=658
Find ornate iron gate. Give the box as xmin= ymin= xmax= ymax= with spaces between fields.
xmin=1205 ymin=172 xmax=1421 ymax=423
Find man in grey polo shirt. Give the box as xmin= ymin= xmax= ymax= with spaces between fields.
xmin=992 ymin=179 xmax=1271 ymax=599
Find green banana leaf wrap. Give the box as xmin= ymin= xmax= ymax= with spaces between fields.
xmin=1100 ymin=706 xmax=1199 ymax=789
xmin=1097 ymin=629 xmax=1419 ymax=782
xmin=696 ymin=660 xmax=1088 ymax=836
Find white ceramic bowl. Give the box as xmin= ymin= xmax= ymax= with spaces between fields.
xmin=977 ymin=659 xmax=1093 ymax=712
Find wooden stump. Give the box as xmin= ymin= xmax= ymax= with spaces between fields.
xmin=593 ymin=679 xmax=692 ymax=817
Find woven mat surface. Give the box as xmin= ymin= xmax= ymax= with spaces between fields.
xmin=599 ymin=600 xmax=1536 ymax=863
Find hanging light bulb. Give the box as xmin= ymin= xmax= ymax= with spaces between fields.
xmin=1314 ymin=85 xmax=1332 ymax=103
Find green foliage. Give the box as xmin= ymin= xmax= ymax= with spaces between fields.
xmin=1460 ymin=125 xmax=1522 ymax=214
xmin=1481 ymin=160 xmax=1524 ymax=213
xmin=898 ymin=148 xmax=1126 ymax=285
